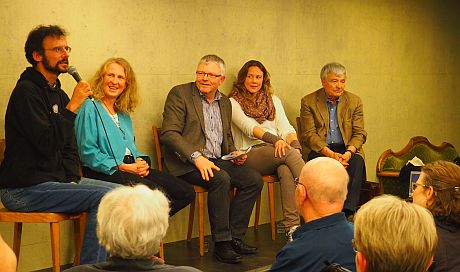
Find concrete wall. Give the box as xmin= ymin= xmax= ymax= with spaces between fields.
xmin=0 ymin=0 xmax=458 ymax=270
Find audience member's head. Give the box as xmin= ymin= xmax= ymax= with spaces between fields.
xmin=97 ymin=184 xmax=170 ymax=259
xmin=354 ymin=195 xmax=437 ymax=272
xmin=413 ymin=160 xmax=460 ymax=226
xmin=0 ymin=234 xmax=16 ymax=272
xmin=296 ymin=157 xmax=349 ymax=221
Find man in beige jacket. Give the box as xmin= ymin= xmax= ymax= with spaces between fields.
xmin=300 ymin=62 xmax=367 ymax=216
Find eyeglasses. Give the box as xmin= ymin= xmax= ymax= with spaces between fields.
xmin=44 ymin=46 xmax=72 ymax=54
xmin=196 ymin=71 xmax=221 ymax=79
xmin=294 ymin=178 xmax=306 ymax=190
xmin=351 ymin=239 xmax=358 ymax=253
xmin=412 ymin=182 xmax=430 ymax=192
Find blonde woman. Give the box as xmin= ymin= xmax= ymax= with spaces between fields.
xmin=74 ymin=58 xmax=194 ymax=216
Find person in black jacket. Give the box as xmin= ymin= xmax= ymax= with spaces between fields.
xmin=412 ymin=161 xmax=460 ymax=272
xmin=0 ymin=25 xmax=119 ymax=264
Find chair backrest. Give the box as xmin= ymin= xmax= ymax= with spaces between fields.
xmin=295 ymin=116 xmax=311 ymax=160
xmin=0 ymin=139 xmax=5 ymax=162
xmin=376 ymin=136 xmax=458 ymax=198
xmin=377 ymin=136 xmax=458 ymax=173
xmin=152 ymin=126 xmax=164 ymax=171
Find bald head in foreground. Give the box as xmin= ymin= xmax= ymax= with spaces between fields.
xmin=270 ymin=157 xmax=356 ymax=272
xmin=354 ymin=195 xmax=437 ymax=272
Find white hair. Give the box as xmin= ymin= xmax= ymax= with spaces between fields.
xmin=199 ymin=54 xmax=226 ymax=76
xmin=320 ymin=62 xmax=346 ymax=80
xmin=97 ymin=184 xmax=170 ymax=258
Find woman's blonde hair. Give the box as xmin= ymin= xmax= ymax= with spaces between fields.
xmin=90 ymin=57 xmax=139 ymax=113
xmin=354 ymin=195 xmax=437 ymax=272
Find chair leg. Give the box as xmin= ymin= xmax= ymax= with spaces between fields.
xmin=268 ymin=182 xmax=276 ymax=240
xmin=50 ymin=222 xmax=61 ymax=272
xmin=73 ymin=213 xmax=87 ymax=266
xmin=12 ymin=222 xmax=22 ymax=263
xmin=198 ymin=192 xmax=205 ymax=257
xmin=254 ymin=194 xmax=261 ymax=230
xmin=187 ymin=199 xmax=196 ymax=241
xmin=159 ymin=241 xmax=164 ymax=260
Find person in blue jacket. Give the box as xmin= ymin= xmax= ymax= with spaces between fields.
xmin=74 ymin=57 xmax=194 ymax=216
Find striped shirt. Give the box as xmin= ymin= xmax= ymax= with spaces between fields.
xmin=200 ymin=91 xmax=223 ymax=159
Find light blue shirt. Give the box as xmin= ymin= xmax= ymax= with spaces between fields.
xmin=325 ymin=95 xmax=344 ymax=145
xmin=74 ymin=99 xmax=146 ymax=175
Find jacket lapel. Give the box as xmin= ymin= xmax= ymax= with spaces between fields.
xmin=191 ymin=84 xmax=206 ymax=134
xmin=337 ymin=92 xmax=348 ymax=126
xmin=316 ymin=89 xmax=329 ymax=125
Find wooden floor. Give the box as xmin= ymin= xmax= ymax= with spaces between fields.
xmin=37 ymin=222 xmax=286 ymax=272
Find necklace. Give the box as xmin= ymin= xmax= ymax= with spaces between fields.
xmin=102 ymin=100 xmax=116 ymax=115
xmin=102 ymin=100 xmax=121 ymax=127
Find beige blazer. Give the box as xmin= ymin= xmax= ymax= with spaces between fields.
xmin=300 ymin=88 xmax=367 ymax=157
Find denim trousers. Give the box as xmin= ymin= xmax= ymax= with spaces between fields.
xmin=0 ymin=178 xmax=120 ymax=264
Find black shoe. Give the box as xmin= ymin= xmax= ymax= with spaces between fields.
xmin=231 ymin=238 xmax=257 ymax=255
xmin=214 ymin=242 xmax=242 ymax=264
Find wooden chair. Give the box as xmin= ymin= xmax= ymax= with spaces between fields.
xmin=377 ymin=136 xmax=458 ymax=198
xmin=0 ymin=139 xmax=87 ymax=272
xmin=153 ymin=126 xmax=208 ymax=256
xmin=253 ymin=175 xmax=277 ymax=240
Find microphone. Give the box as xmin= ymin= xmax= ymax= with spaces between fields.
xmin=67 ymin=66 xmax=93 ymax=100
xmin=67 ymin=65 xmax=82 ymax=82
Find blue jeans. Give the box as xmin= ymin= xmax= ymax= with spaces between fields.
xmin=0 ymin=179 xmax=120 ymax=264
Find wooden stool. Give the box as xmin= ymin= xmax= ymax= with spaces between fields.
xmin=0 ymin=208 xmax=87 ymax=272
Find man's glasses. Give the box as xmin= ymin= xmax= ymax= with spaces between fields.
xmin=196 ymin=71 xmax=221 ymax=79
xmin=412 ymin=182 xmax=430 ymax=192
xmin=44 ymin=46 xmax=72 ymax=54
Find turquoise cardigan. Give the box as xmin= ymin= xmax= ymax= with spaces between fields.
xmin=74 ymin=99 xmax=146 ymax=175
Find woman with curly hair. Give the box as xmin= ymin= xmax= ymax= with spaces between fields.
xmin=74 ymin=57 xmax=195 ymax=216
xmin=412 ymin=160 xmax=460 ymax=271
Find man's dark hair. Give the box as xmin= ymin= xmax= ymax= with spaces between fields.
xmin=24 ymin=25 xmax=67 ymax=66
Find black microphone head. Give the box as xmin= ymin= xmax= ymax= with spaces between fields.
xmin=67 ymin=66 xmax=82 ymax=82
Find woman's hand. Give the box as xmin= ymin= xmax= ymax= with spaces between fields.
xmin=118 ymin=159 xmax=150 ymax=177
xmin=230 ymin=151 xmax=247 ymax=165
xmin=274 ymin=139 xmax=292 ymax=158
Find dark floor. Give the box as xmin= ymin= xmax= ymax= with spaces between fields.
xmin=36 ymin=222 xmax=286 ymax=272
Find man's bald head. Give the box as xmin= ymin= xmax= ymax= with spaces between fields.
xmin=300 ymin=157 xmax=349 ymax=204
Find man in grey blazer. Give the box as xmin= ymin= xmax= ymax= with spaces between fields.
xmin=299 ymin=62 xmax=367 ymax=217
xmin=161 ymin=55 xmax=263 ymax=264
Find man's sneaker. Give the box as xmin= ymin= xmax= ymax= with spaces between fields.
xmin=285 ymin=225 xmax=299 ymax=242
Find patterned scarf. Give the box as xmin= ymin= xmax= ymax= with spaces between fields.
xmin=231 ymin=89 xmax=276 ymax=124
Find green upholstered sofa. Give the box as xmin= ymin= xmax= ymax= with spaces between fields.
xmin=376 ymin=136 xmax=458 ymax=199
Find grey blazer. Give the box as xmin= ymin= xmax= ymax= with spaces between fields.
xmin=160 ymin=82 xmax=236 ymax=176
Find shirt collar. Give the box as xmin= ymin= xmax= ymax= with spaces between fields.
xmin=199 ymin=89 xmax=222 ymax=103
xmin=324 ymin=91 xmax=340 ymax=105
